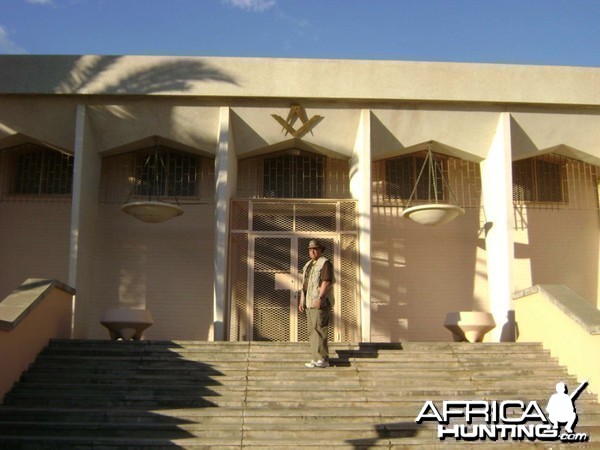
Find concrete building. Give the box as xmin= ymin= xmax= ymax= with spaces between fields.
xmin=1 ymin=55 xmax=599 ymax=345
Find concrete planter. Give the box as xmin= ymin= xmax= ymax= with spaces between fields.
xmin=444 ymin=311 xmax=496 ymax=342
xmin=100 ymin=308 xmax=154 ymax=340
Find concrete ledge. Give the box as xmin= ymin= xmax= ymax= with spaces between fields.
xmin=0 ymin=279 xmax=75 ymax=331
xmin=513 ymin=285 xmax=600 ymax=335
xmin=514 ymin=284 xmax=600 ymax=402
xmin=0 ymin=279 xmax=74 ymax=403
xmin=0 ymin=55 xmax=599 ymax=107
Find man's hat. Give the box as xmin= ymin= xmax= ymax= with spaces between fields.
xmin=308 ymin=239 xmax=325 ymax=250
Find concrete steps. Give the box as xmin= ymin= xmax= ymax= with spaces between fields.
xmin=0 ymin=340 xmax=598 ymax=448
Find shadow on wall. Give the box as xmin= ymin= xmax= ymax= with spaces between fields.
xmin=0 ymin=55 xmax=237 ymax=334
xmin=91 ymin=204 xmax=215 ymax=341
xmin=371 ymin=207 xmax=482 ymax=342
xmin=0 ymin=203 xmax=72 ymax=302
xmin=522 ymin=208 xmax=599 ymax=308
xmin=0 ymin=55 xmax=239 ymax=95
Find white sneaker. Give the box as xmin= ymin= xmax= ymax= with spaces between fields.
xmin=305 ymin=359 xmax=329 ymax=368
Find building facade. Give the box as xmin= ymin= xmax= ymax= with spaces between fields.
xmin=0 ymin=55 xmax=599 ymax=342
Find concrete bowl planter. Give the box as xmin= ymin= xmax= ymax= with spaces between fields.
xmin=444 ymin=311 xmax=496 ymax=342
xmin=100 ymin=308 xmax=154 ymax=340
xmin=402 ymin=204 xmax=465 ymax=226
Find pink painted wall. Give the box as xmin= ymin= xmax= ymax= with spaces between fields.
xmin=0 ymin=202 xmax=71 ymax=301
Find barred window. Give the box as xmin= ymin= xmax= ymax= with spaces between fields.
xmin=513 ymin=157 xmax=565 ymax=203
xmin=263 ymin=152 xmax=324 ymax=198
xmin=385 ymin=153 xmax=445 ymax=201
xmin=134 ymin=148 xmax=197 ymax=197
xmin=12 ymin=145 xmax=73 ymax=195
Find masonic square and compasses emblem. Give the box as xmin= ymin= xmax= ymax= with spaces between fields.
xmin=272 ymin=104 xmax=323 ymax=139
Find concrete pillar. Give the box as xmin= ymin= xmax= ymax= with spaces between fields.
xmin=69 ymin=104 xmax=101 ymax=338
xmin=351 ymin=109 xmax=371 ymax=342
xmin=480 ymin=112 xmax=516 ymax=341
xmin=597 ymin=181 xmax=600 ymax=310
xmin=213 ymin=107 xmax=236 ymax=341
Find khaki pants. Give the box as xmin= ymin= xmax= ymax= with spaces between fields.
xmin=306 ymin=307 xmax=330 ymax=361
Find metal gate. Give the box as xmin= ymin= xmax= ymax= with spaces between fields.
xmin=228 ymin=200 xmax=359 ymax=342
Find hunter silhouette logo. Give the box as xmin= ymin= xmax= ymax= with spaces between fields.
xmin=415 ymin=380 xmax=590 ymax=443
xmin=547 ymin=380 xmax=587 ymax=434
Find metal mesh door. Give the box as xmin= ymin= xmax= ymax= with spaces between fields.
xmin=253 ymin=237 xmax=292 ymax=341
xmin=228 ymin=233 xmax=248 ymax=341
xmin=228 ymin=199 xmax=359 ymax=342
xmin=339 ymin=234 xmax=359 ymax=341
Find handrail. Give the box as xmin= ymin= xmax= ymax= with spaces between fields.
xmin=514 ymin=285 xmax=600 ymax=335
xmin=0 ymin=279 xmax=75 ymax=331
xmin=0 ymin=279 xmax=75 ymax=403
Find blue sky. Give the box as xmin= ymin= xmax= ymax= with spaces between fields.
xmin=1 ymin=0 xmax=599 ymax=66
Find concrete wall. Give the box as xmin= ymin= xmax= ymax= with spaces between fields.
xmin=0 ymin=56 xmax=598 ymax=342
xmin=0 ymin=203 xmax=71 ymax=300
xmin=514 ymin=209 xmax=599 ymax=308
xmin=1 ymin=55 xmax=599 ymax=106
xmin=90 ymin=204 xmax=215 ymax=340
xmin=370 ymin=208 xmax=485 ymax=342
xmin=515 ymin=286 xmax=600 ymax=402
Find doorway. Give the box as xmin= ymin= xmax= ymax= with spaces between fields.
xmin=228 ymin=200 xmax=359 ymax=342
xmin=252 ymin=235 xmax=336 ymax=341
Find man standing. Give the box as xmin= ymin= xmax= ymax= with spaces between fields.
xmin=299 ymin=239 xmax=334 ymax=368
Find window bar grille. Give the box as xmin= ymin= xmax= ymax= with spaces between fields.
xmin=6 ymin=146 xmax=74 ymax=199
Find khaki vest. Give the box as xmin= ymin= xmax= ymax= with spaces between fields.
xmin=302 ymin=256 xmax=335 ymax=308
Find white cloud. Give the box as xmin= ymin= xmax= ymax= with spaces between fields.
xmin=223 ymin=0 xmax=276 ymax=12
xmin=0 ymin=25 xmax=27 ymax=54
xmin=26 ymin=0 xmax=54 ymax=4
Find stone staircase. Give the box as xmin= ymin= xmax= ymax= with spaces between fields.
xmin=0 ymin=340 xmax=598 ymax=449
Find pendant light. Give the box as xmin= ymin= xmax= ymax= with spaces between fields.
xmin=121 ymin=137 xmax=183 ymax=223
xmin=401 ymin=141 xmax=464 ymax=226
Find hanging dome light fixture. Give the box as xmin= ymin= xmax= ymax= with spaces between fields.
xmin=121 ymin=136 xmax=184 ymax=224
xmin=401 ymin=141 xmax=464 ymax=226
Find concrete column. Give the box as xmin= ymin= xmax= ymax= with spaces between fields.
xmin=480 ymin=112 xmax=516 ymax=341
xmin=351 ymin=109 xmax=371 ymax=342
xmin=597 ymin=181 xmax=600 ymax=310
xmin=69 ymin=104 xmax=101 ymax=338
xmin=213 ymin=106 xmax=236 ymax=341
